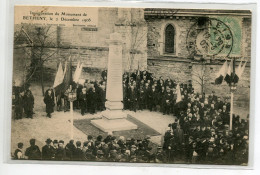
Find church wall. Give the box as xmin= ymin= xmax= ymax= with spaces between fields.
xmin=146 ymin=15 xmax=251 ymax=117
xmin=146 ymin=17 xmax=194 ymax=58
xmin=148 ymin=59 xmax=250 ymax=117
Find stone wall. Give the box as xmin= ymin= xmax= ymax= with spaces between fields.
xmin=146 ymin=17 xmax=194 ymax=58
xmin=145 ymin=15 xmax=251 ymax=117
xmin=14 ymin=8 xmax=148 ymax=83
xmin=242 ymin=18 xmax=252 ymax=59
xmin=148 ymin=59 xmax=250 ymax=117
xmin=146 ymin=16 xmax=252 ymax=60
xmin=56 ymin=7 xmax=147 ymax=72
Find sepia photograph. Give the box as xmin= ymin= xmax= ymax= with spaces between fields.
xmin=11 ymin=5 xmax=251 ymax=165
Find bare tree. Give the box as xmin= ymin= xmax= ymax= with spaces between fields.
xmin=192 ymin=62 xmax=206 ymax=94
xmin=14 ymin=24 xmax=58 ymax=95
xmin=117 ymin=10 xmax=147 ymax=77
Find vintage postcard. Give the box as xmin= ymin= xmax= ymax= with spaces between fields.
xmin=11 ymin=5 xmax=251 ymax=165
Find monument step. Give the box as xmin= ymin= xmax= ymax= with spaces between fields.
xmin=102 ymin=110 xmax=127 ymax=120
xmin=90 ymin=118 xmax=138 ymax=133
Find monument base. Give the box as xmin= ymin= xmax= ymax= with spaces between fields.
xmin=91 ymin=118 xmax=137 ymax=133
xmin=102 ymin=110 xmax=127 ymax=120
xmin=90 ymin=110 xmax=137 ymax=133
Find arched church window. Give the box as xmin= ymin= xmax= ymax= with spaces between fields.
xmin=165 ymin=24 xmax=175 ymax=53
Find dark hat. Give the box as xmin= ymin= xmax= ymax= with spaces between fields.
xmin=18 ymin=142 xmax=23 ymax=148
xmin=97 ymin=135 xmax=103 ymax=141
xmin=45 ymin=138 xmax=52 ymax=144
xmin=29 ymin=139 xmax=36 ymax=145
xmin=53 ymin=140 xmax=58 ymax=144
xmin=76 ymin=141 xmax=81 ymax=147
xmin=59 ymin=140 xmax=64 ymax=144
xmin=69 ymin=140 xmax=74 ymax=144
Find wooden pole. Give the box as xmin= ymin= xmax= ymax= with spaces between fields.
xmin=70 ymin=101 xmax=74 ymax=139
xmin=229 ymin=57 xmax=236 ymax=131
xmin=230 ymin=91 xmax=233 ymax=130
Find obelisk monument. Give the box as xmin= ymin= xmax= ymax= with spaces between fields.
xmin=103 ymin=32 xmax=126 ymax=118
xmin=91 ymin=33 xmax=137 ymax=132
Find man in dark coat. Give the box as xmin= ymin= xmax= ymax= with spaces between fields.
xmin=158 ymin=86 xmax=166 ymax=113
xmin=78 ymin=88 xmax=87 ymax=116
xmin=52 ymin=139 xmax=59 ymax=160
xmin=87 ymin=87 xmax=97 ymax=114
xmin=23 ymin=89 xmax=34 ymax=118
xmin=128 ymin=85 xmax=137 ymax=112
xmin=73 ymin=141 xmax=84 ymax=161
xmin=101 ymin=69 xmax=107 ymax=81
xmin=148 ymin=86 xmax=158 ymax=111
xmin=123 ymin=83 xmax=129 ymax=110
xmin=43 ymin=89 xmax=55 ymax=118
xmin=173 ymin=125 xmax=185 ymax=159
xmin=25 ymin=139 xmax=41 ymax=160
xmin=42 ymin=138 xmax=54 ymax=160
xmin=215 ymin=97 xmax=224 ymax=110
xmin=138 ymin=87 xmax=145 ymax=110
xmin=143 ymin=83 xmax=150 ymax=109
xmin=55 ymin=140 xmax=67 ymax=161
xmin=55 ymin=91 xmax=64 ymax=111
xmin=65 ymin=140 xmax=76 ymax=160
xmin=163 ymin=88 xmax=173 ymax=115
xmin=14 ymin=142 xmax=24 ymax=159
xmin=13 ymin=91 xmax=24 ymax=120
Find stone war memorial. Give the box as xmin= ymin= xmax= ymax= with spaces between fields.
xmin=10 ymin=6 xmax=252 ymax=165
xmin=91 ymin=32 xmax=137 ymax=133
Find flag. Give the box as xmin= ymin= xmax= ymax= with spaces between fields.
xmin=73 ymin=63 xmax=83 ymax=83
xmin=54 ymin=61 xmax=66 ymax=95
xmin=215 ymin=61 xmax=228 ymax=84
xmin=63 ymin=61 xmax=67 ymax=77
xmin=176 ymin=83 xmax=182 ymax=103
xmin=236 ymin=61 xmax=242 ymax=77
xmin=53 ymin=62 xmax=64 ymax=88
xmin=63 ymin=56 xmax=73 ymax=90
xmin=237 ymin=61 xmax=247 ymax=79
xmin=224 ymin=60 xmax=239 ymax=85
xmin=224 ymin=61 xmax=233 ymax=85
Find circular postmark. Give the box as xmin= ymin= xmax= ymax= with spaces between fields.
xmin=186 ymin=18 xmax=233 ymax=58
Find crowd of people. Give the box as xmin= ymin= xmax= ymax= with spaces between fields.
xmin=13 ymin=123 xmax=248 ymax=165
xmin=13 ymin=136 xmax=164 ymax=163
xmin=122 ymin=69 xmax=249 ymax=165
xmin=12 ymin=86 xmax=34 ymax=119
xmin=12 ymin=69 xmax=249 ymax=164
